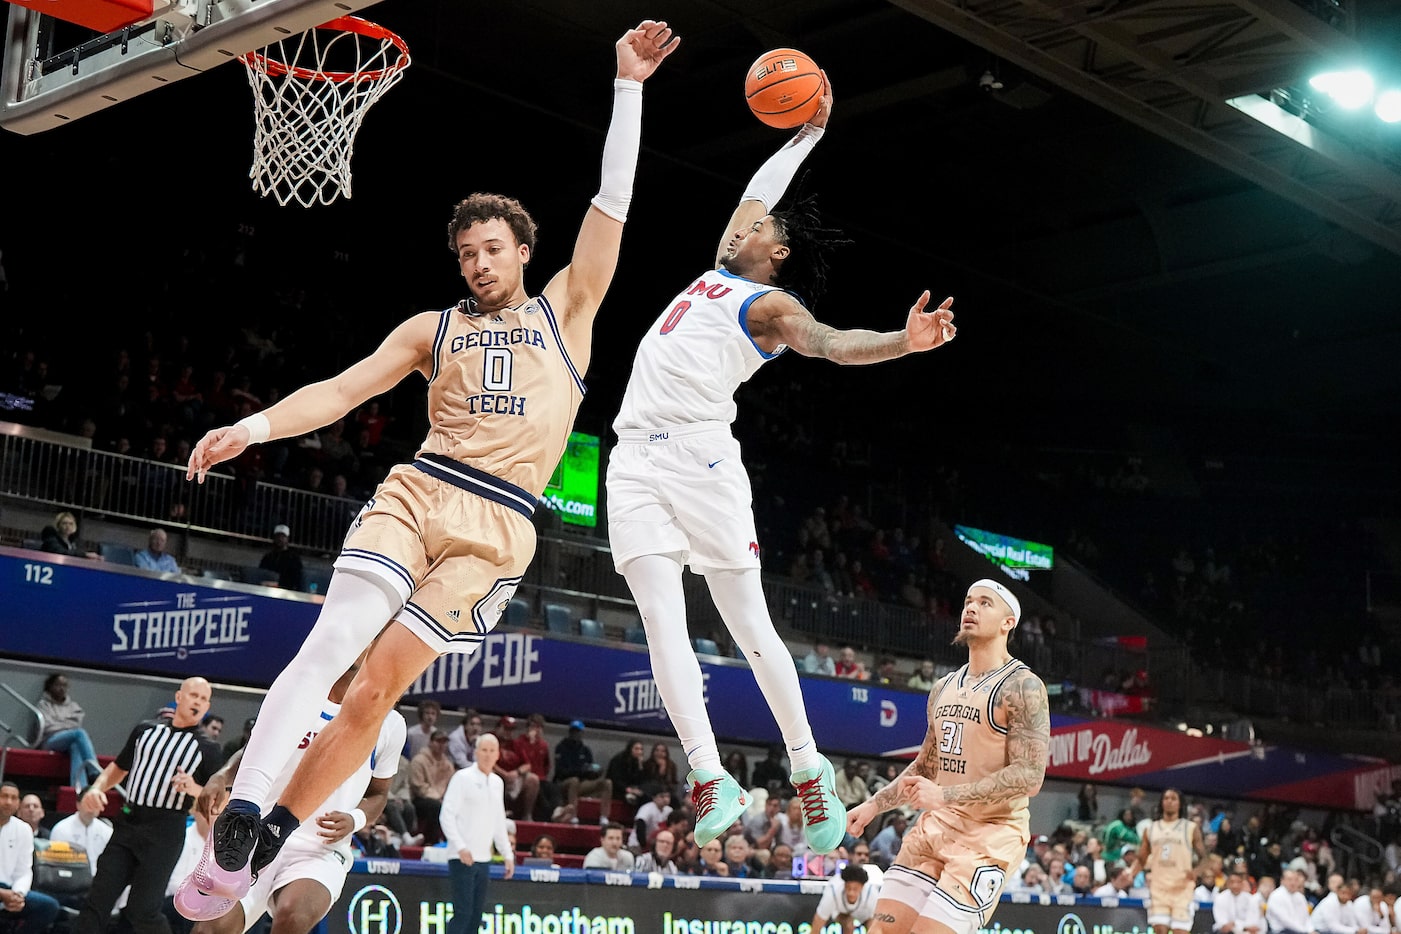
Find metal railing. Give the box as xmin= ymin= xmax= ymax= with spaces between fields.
xmin=1 ymin=424 xmax=1392 ymax=731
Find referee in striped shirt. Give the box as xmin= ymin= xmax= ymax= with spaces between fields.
xmin=74 ymin=677 xmax=221 ymax=934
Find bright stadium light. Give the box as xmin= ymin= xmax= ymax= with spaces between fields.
xmin=1309 ymin=68 xmax=1376 ymax=109
xmin=1376 ymin=89 xmax=1401 ymax=123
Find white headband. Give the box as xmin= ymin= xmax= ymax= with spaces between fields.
xmin=971 ymin=578 xmax=1021 ymax=624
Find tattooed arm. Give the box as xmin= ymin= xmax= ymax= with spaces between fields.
xmin=904 ymin=669 xmax=1049 ymax=811
xmin=847 ymin=677 xmax=948 ymax=836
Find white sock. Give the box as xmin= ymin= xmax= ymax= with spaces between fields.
xmin=231 ymin=570 xmax=403 ymax=806
xmin=704 ymin=567 xmax=821 ymax=774
xmin=621 ymin=554 xmax=722 ymax=774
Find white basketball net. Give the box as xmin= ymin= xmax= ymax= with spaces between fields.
xmin=242 ymin=16 xmax=410 ymax=207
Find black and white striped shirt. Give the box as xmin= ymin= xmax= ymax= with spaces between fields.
xmin=114 ymin=719 xmax=220 ymax=812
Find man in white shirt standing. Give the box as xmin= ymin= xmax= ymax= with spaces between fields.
xmin=1214 ymin=866 xmax=1263 ymax=934
xmin=1268 ymin=868 xmax=1314 ymax=934
xmin=1312 ymin=880 xmax=1365 ymax=934
xmin=439 ymin=733 xmax=515 ymax=934
xmin=0 ymin=781 xmax=62 ymax=933
xmin=50 ymin=794 xmax=114 ymax=875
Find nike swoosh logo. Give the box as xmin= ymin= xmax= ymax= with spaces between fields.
xmin=708 ymin=459 xmax=724 ymax=468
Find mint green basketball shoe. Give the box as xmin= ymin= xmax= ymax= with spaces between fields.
xmin=687 ymin=768 xmax=749 ymax=846
xmin=790 ymin=754 xmax=847 ymax=854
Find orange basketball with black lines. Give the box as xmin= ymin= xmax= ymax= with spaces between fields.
xmin=745 ymin=48 xmax=823 ymax=129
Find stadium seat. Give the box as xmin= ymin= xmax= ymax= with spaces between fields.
xmin=624 ymin=626 xmax=648 ymax=646
xmin=543 ymin=603 xmax=574 ymax=635
xmin=504 ymin=597 xmax=531 ymax=629
xmin=98 ymin=542 xmax=135 ymax=565
xmin=577 ymin=618 xmax=605 ymax=640
xmin=200 ymin=568 xmax=232 ymax=581
xmin=693 ymin=637 xmax=720 ymax=657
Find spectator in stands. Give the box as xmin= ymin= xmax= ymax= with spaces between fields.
xmin=0 ymin=780 xmax=62 ymax=934
xmin=634 ymin=828 xmax=680 ymax=875
xmin=512 ymin=714 xmax=558 ymax=821
xmin=1072 ymin=864 xmax=1095 ymax=895
xmin=1352 ymin=882 xmax=1389 ymax=934
xmin=606 ymin=739 xmax=648 ymax=807
xmin=18 ymin=794 xmax=47 ymax=840
xmin=644 ymin=742 xmax=680 ymax=802
xmin=528 ymin=835 xmax=559 ymax=867
xmin=1078 ymin=783 xmax=1101 ymax=822
xmin=133 ymin=527 xmax=181 ymax=573
xmin=763 ymin=842 xmax=796 ymax=880
xmin=404 ymin=699 xmax=442 ymax=762
xmin=36 ymin=673 xmax=103 ymax=792
xmin=750 ymin=745 xmax=789 ymax=794
xmin=1310 ymin=879 xmax=1360 ymax=934
xmin=1093 ymin=861 xmax=1134 ymax=897
xmin=440 ymin=732 xmax=514 ymax=934
xmin=744 ymin=794 xmax=783 ymax=852
xmin=775 ymin=794 xmax=809 ymax=857
xmin=491 ymin=717 xmax=539 ymax=823
xmin=1045 ymin=857 xmax=1071 ymax=896
xmin=834 ymin=646 xmax=866 ymax=680
xmin=1080 ymin=835 xmax=1109 ymax=886
xmin=868 ymin=813 xmax=906 ymax=870
xmin=1251 ymin=839 xmax=1285 ymax=885
xmin=583 ymin=824 xmax=635 ymax=871
xmin=40 ymin=511 xmax=100 ymax=559
xmin=630 ymin=785 xmax=673 ymax=850
xmin=803 ymin=642 xmax=836 ymax=677
xmin=552 ymin=721 xmax=611 ymax=824
xmin=906 ymin=660 xmax=938 ymax=692
xmin=353 ymin=821 xmax=401 ymax=859
xmin=835 ymin=759 xmax=871 ymax=811
xmin=446 ymin=709 xmax=482 ymax=770
xmin=722 ymin=750 xmax=749 ymax=791
xmin=872 ymin=657 xmax=900 ymax=686
xmin=257 ymin=523 xmax=304 ymax=591
xmin=721 ymin=834 xmax=764 ymax=878
xmin=1213 ymin=865 xmax=1262 ymax=934
xmin=221 ymin=718 xmax=255 ymax=763
xmin=1102 ymin=807 xmax=1141 ymax=861
xmin=383 ymin=755 xmax=420 ymax=848
xmin=1267 ymin=868 xmax=1312 ymax=934
xmin=695 ymin=838 xmax=727 ymax=877
xmin=1011 ymin=863 xmax=1048 ymax=895
xmin=200 ymin=714 xmax=224 ymax=746
xmin=50 ymin=792 xmax=112 ymax=874
xmin=409 ymin=729 xmax=455 ymax=844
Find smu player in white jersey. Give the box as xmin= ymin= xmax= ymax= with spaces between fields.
xmin=177 ymin=657 xmax=406 ymax=934
xmin=606 ymin=72 xmax=958 ymax=855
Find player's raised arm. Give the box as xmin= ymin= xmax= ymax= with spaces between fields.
xmin=186 ymin=312 xmax=438 ymax=482
xmin=714 ymin=72 xmax=833 ymax=269
xmin=546 ymin=20 xmax=679 ymax=345
xmin=748 ymin=290 xmax=956 ymax=363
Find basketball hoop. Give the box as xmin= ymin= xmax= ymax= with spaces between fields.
xmin=241 ymin=16 xmax=410 ymax=207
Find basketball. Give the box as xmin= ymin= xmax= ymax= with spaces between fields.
xmin=745 ymin=48 xmax=824 ymax=129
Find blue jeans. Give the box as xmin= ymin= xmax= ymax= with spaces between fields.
xmin=42 ymin=729 xmax=100 ymax=789
xmin=446 ymin=861 xmax=491 ymax=934
xmin=1 ymin=882 xmax=62 ymax=934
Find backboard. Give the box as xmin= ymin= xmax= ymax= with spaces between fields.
xmin=1 ymin=0 xmax=385 ymax=134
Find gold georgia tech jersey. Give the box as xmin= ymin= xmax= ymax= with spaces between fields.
xmin=1145 ymin=818 xmax=1195 ymax=882
xmin=928 ymin=659 xmax=1032 ymax=827
xmin=417 ymin=297 xmax=586 ymax=497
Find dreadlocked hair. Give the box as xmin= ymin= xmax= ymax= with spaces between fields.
xmin=769 ymin=188 xmax=852 ymax=306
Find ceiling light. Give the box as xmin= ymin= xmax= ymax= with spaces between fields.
xmin=1375 ymin=89 xmax=1401 ymax=123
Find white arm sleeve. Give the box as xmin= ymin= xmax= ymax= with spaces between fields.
xmin=740 ymin=123 xmax=825 ymax=211
xmin=590 ymin=78 xmax=644 ymax=223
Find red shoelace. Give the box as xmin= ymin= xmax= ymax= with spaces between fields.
xmin=691 ymin=777 xmax=720 ymax=820
xmin=794 ymin=775 xmax=829 ymax=825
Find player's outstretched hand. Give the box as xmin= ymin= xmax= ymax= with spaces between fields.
xmin=616 ymin=20 xmax=681 ymax=83
xmin=846 ymin=800 xmax=878 ymax=837
xmin=186 ymin=424 xmax=252 ymax=483
xmin=809 ymin=70 xmax=835 ymax=128
xmin=905 ymin=292 xmax=956 ymax=352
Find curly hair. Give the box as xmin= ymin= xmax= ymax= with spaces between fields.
xmin=446 ymin=193 xmax=538 ymax=256
xmin=769 ymin=188 xmax=852 ymax=306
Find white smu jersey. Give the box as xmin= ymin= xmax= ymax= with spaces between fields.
xmin=613 ymin=268 xmax=789 ymax=430
xmin=262 ymin=703 xmax=406 ymax=855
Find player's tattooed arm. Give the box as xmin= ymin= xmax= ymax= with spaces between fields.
xmin=940 ymin=670 xmax=1049 ymax=806
xmin=864 ymin=677 xmax=948 ymax=813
